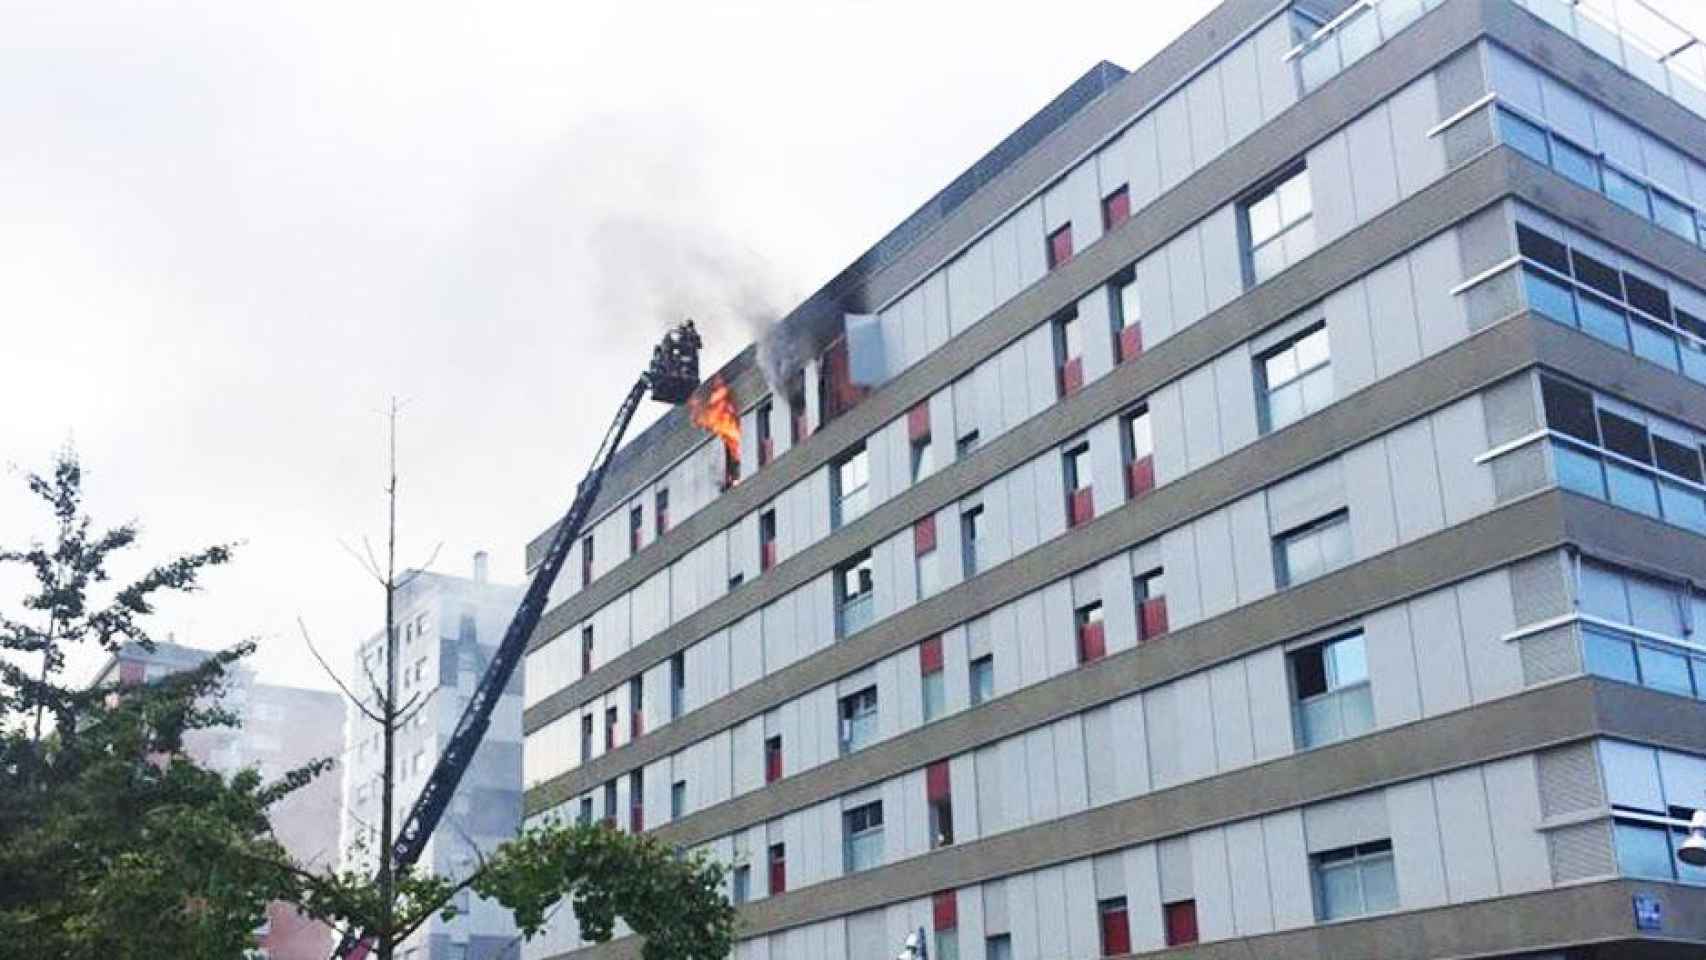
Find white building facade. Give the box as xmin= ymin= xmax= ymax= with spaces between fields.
xmin=341 ymin=557 xmax=525 ymax=960
xmin=522 ymin=2 xmax=1706 ymax=958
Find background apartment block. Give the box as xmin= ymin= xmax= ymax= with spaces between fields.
xmin=94 ymin=641 xmax=346 ymax=960
xmin=340 ymin=555 xmax=525 ymax=960
xmin=519 ymin=1 xmax=1706 ymax=957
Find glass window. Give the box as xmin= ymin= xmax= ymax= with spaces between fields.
xmin=670 ymin=780 xmax=686 ymax=819
xmin=1637 ymin=643 xmax=1694 ymax=696
xmin=1497 ymin=108 xmax=1551 ymax=165
xmin=1064 ymin=442 xmax=1091 ymax=492
xmin=986 ymin=935 xmax=1013 ymax=960
xmin=922 ymin=670 xmax=946 ymax=723
xmin=1276 ymin=511 xmax=1352 ymax=587
xmin=1126 ymin=408 xmax=1153 ymax=460
xmin=1571 ymin=250 xmax=1623 ymax=300
xmin=1245 ymin=166 xmax=1315 ymax=284
xmin=969 ymin=655 xmax=995 ymax=706
xmin=732 ymin=865 xmax=751 ymax=904
xmin=1541 ymin=378 xmax=1599 ymax=443
xmin=1517 ymin=224 xmax=1572 ymax=274
xmin=1598 ymin=410 xmax=1653 ymax=464
xmin=960 ymin=505 xmax=984 ymax=577
xmin=837 ymin=553 xmax=875 ymax=636
xmin=1260 ymin=324 xmax=1333 ymax=432
xmin=833 ymin=447 xmax=870 ymax=527
xmin=1292 ymin=632 xmax=1374 ymax=748
xmin=1653 ymin=435 xmax=1704 ymax=483
xmin=1057 ymin=311 xmax=1083 ymax=361
xmin=843 ymin=800 xmax=884 ymax=872
xmin=1313 ymin=840 xmax=1396 ymax=920
xmin=839 ymin=685 xmax=879 ymax=754
xmin=1115 ymin=276 xmax=1140 ymax=330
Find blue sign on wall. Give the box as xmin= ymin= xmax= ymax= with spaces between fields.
xmin=1634 ymin=893 xmax=1663 ymax=932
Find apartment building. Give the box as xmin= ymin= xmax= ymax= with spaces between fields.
xmin=340 ymin=555 xmax=525 ymax=960
xmin=93 ymin=640 xmax=346 ymax=960
xmin=520 ymin=2 xmax=1706 ymax=957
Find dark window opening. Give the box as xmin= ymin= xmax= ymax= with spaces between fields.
xmin=1598 ymin=410 xmax=1653 ymax=464
xmin=1516 ymin=223 xmax=1570 ymax=274
xmin=1541 ymin=377 xmax=1600 ymax=444
xmin=1571 ymin=250 xmax=1623 ymax=300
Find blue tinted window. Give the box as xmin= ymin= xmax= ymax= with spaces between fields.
xmin=1577 ymin=293 xmax=1631 ymax=349
xmin=1553 ymin=442 xmax=1606 ymax=498
xmin=1552 ymin=138 xmax=1601 ymax=191
xmin=1523 ymin=269 xmax=1577 ymax=326
xmin=1498 ymin=109 xmax=1550 ymax=165
xmin=1584 ymin=627 xmax=1638 ymax=684
xmin=1603 ymin=167 xmax=1653 ymax=220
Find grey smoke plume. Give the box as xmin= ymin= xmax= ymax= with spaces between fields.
xmin=587 ymin=213 xmax=800 ymax=395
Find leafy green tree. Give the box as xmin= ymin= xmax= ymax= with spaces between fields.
xmin=0 ymin=448 xmax=736 ymax=960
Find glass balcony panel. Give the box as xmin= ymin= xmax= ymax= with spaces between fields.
xmin=1604 ymin=168 xmax=1654 ymax=219
xmin=1340 ymin=684 xmax=1375 ymax=739
xmin=1583 ymin=627 xmax=1639 ymax=684
xmin=1659 ymin=482 xmax=1706 ymax=534
xmin=1552 ymin=139 xmax=1602 ymax=191
xmin=1299 ymin=42 xmax=1341 ymax=93
xmin=1498 ymin=109 xmax=1551 ymax=165
xmin=840 ymin=593 xmax=874 ymax=636
xmin=1615 ymin=821 xmax=1675 ymax=880
xmin=1578 ymin=294 xmax=1631 ymax=349
xmin=1629 ymin=318 xmax=1681 ymax=371
xmin=1653 ymin=193 xmax=1699 ymax=243
xmin=1523 ymin=268 xmax=1579 ymax=326
xmin=1553 ymin=443 xmax=1607 ymax=498
xmin=1682 ymin=341 xmax=1706 ymax=385
xmin=1338 ymin=8 xmax=1383 ymax=67
xmin=1636 ymin=643 xmax=1694 ymax=696
xmin=1606 ymin=462 xmax=1661 ymax=517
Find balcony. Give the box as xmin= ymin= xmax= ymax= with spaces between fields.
xmin=838 ymin=593 xmax=875 ymax=638
xmin=1288 ymin=0 xmax=1442 ymax=95
xmin=1514 ymin=0 xmax=1706 ymax=118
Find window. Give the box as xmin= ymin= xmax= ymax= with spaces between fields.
xmin=1603 ymin=741 xmax=1706 ymax=884
xmin=655 ymin=488 xmax=669 ymax=536
xmin=1163 ymin=900 xmax=1199 ymax=946
xmin=1064 ymin=440 xmax=1094 ymax=527
xmin=1259 ymin=323 xmax=1333 ymax=432
xmin=604 ymin=705 xmax=619 ymax=751
xmin=986 ymin=934 xmax=1013 ymax=960
xmin=603 ymin=781 xmax=617 ymax=824
xmin=786 ymin=374 xmax=808 ymax=444
xmin=969 ymin=655 xmax=994 ymax=706
xmin=732 ymin=865 xmax=751 ymax=904
xmin=1135 ymin=568 xmax=1168 ymax=641
xmin=956 ymin=429 xmax=980 ymax=459
xmin=914 ymin=511 xmax=939 ymax=579
xmin=843 ymin=800 xmax=884 ymax=873
xmin=1111 ymin=271 xmax=1143 ymax=363
xmin=759 ymin=509 xmax=778 ymax=572
xmin=629 ymin=769 xmax=644 ymax=832
xmin=907 ymin=402 xmax=934 ymax=482
xmin=580 ymin=625 xmax=594 ymax=676
xmin=1102 ymin=184 xmax=1131 ymax=231
xmin=1243 ymin=165 xmax=1315 ymax=284
xmin=920 ymin=635 xmax=946 ymax=722
xmin=1538 ymin=375 xmax=1706 ymax=533
xmin=1313 ymin=840 xmax=1396 ymax=920
xmin=1056 ymin=310 xmax=1084 ymax=396
xmin=580 ymin=714 xmax=593 ymax=760
xmin=1047 ymin=223 xmax=1074 ymax=269
xmin=1292 ymin=632 xmax=1372 ymax=748
xmin=1076 ymin=601 xmax=1106 ymax=664
xmin=756 ymin=398 xmax=774 ymax=467
xmin=832 ymin=446 xmax=870 ymax=528
xmin=581 ymin=535 xmax=594 ymax=588
xmin=670 ymin=653 xmax=685 ymax=720
xmin=578 ymin=797 xmax=594 ymax=826
xmin=629 ymin=505 xmax=643 ymax=553
xmin=839 ymin=685 xmax=879 ymax=754
xmin=836 ymin=552 xmax=876 ymax=637
xmin=629 ymin=676 xmax=644 ymax=738
xmin=670 ymin=780 xmax=687 ymax=820
xmin=1275 ymin=510 xmax=1352 ymax=587
xmin=1497 ymin=107 xmax=1550 ymax=166
xmin=1121 ymin=407 xmax=1155 ymax=499
xmin=926 ymin=759 xmax=954 ymax=847
xmin=768 ymin=843 xmax=787 ymax=894
xmin=764 ymin=735 xmax=783 ymax=784
xmin=1098 ymin=898 xmax=1130 ymax=957
xmin=960 ymin=504 xmax=984 ymax=578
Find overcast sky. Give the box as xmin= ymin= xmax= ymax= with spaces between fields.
xmin=5 ymin=0 xmax=1706 ymax=697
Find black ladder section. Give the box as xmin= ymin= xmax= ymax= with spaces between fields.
xmin=335 ymin=321 xmax=702 ymax=959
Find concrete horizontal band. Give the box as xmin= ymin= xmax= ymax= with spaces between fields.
xmin=522 ymin=0 xmax=1493 ymax=645
xmin=542 ymin=678 xmax=1706 ymax=959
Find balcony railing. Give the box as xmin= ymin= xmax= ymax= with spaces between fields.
xmin=1512 ymin=0 xmax=1706 ymax=118
xmin=1287 ymin=0 xmax=1443 ymax=94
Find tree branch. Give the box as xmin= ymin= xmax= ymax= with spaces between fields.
xmin=298 ymin=617 xmax=384 ymax=725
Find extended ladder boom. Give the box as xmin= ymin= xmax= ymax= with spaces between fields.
xmin=336 ymin=321 xmax=702 ymax=959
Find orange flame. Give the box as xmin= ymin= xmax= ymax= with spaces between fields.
xmin=690 ymin=375 xmax=741 ymax=470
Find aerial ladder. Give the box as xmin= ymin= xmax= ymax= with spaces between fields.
xmin=335 ymin=321 xmax=705 ymax=959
